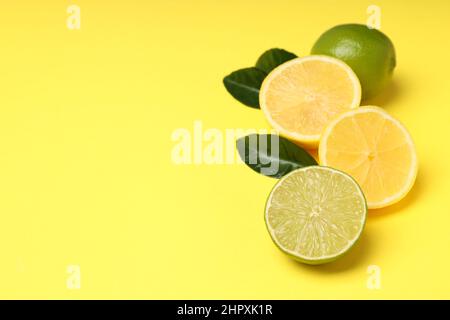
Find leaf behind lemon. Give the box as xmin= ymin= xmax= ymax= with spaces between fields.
xmin=236 ymin=134 xmax=317 ymax=178
xmin=223 ymin=67 xmax=266 ymax=108
xmin=255 ymin=48 xmax=297 ymax=73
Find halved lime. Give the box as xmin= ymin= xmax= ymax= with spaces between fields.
xmin=265 ymin=166 xmax=367 ymax=265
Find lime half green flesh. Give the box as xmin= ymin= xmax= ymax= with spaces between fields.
xmin=265 ymin=166 xmax=367 ymax=265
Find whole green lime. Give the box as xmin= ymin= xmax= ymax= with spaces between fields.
xmin=311 ymin=24 xmax=396 ymax=100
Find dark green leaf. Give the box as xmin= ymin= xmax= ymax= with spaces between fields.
xmin=223 ymin=67 xmax=267 ymax=108
xmin=255 ymin=48 xmax=297 ymax=73
xmin=236 ymin=134 xmax=317 ymax=178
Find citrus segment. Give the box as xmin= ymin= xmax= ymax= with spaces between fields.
xmin=265 ymin=166 xmax=367 ymax=265
xmin=319 ymin=106 xmax=418 ymax=209
xmin=260 ymin=55 xmax=361 ymax=147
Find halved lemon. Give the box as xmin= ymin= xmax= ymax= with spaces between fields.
xmin=259 ymin=55 xmax=361 ymax=148
xmin=319 ymin=106 xmax=418 ymax=209
xmin=265 ymin=166 xmax=367 ymax=265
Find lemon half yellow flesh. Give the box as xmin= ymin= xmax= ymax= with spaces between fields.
xmin=319 ymin=106 xmax=418 ymax=209
xmin=260 ymin=55 xmax=361 ymax=148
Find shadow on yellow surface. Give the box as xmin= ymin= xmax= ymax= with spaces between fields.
xmin=370 ymin=167 xmax=425 ymax=218
xmin=286 ymin=166 xmax=425 ymax=274
xmin=288 ymin=232 xmax=372 ymax=274
xmin=364 ymin=80 xmax=401 ymax=107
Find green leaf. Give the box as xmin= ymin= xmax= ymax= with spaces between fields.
xmin=236 ymin=134 xmax=317 ymax=178
xmin=255 ymin=48 xmax=297 ymax=73
xmin=223 ymin=67 xmax=267 ymax=108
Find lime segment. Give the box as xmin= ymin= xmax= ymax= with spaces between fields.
xmin=265 ymin=166 xmax=367 ymax=265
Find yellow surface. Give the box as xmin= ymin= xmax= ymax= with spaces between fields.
xmin=260 ymin=55 xmax=361 ymax=147
xmin=0 ymin=0 xmax=449 ymax=299
xmin=319 ymin=107 xmax=418 ymax=209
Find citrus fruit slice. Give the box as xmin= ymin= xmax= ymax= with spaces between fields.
xmin=319 ymin=106 xmax=418 ymax=209
xmin=259 ymin=55 xmax=361 ymax=148
xmin=265 ymin=166 xmax=367 ymax=265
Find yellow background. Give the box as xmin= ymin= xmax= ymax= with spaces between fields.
xmin=0 ymin=0 xmax=449 ymax=299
